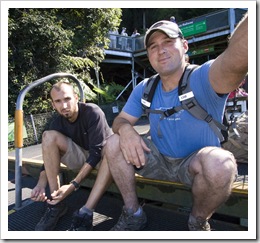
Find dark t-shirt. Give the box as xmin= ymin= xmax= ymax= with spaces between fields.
xmin=49 ymin=102 xmax=112 ymax=168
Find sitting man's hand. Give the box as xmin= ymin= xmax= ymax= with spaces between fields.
xmin=47 ymin=184 xmax=74 ymax=205
xmin=31 ymin=185 xmax=47 ymax=202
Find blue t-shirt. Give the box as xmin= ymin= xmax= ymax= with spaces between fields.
xmin=123 ymin=60 xmax=228 ymax=158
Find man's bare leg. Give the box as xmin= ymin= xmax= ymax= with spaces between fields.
xmin=188 ymin=147 xmax=237 ymax=227
xmin=84 ymin=156 xmax=113 ymax=210
xmin=106 ymin=134 xmax=139 ymax=212
xmin=42 ymin=130 xmax=68 ymax=194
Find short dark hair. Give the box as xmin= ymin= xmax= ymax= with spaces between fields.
xmin=50 ymin=81 xmax=76 ymax=100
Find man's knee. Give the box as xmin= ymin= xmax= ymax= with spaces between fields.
xmin=105 ymin=134 xmax=120 ymax=156
xmin=218 ymin=148 xmax=237 ymax=179
xmin=42 ymin=130 xmax=66 ymax=148
xmin=105 ymin=134 xmax=125 ymax=167
xmin=42 ymin=130 xmax=57 ymax=143
xmin=195 ymin=147 xmax=237 ymax=181
xmin=199 ymin=146 xmax=235 ymax=164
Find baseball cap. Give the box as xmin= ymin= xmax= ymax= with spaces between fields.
xmin=144 ymin=20 xmax=184 ymax=48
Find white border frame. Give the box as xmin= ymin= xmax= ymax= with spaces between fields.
xmin=1 ymin=1 xmax=257 ymax=240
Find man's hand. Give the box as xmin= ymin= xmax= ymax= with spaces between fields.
xmin=31 ymin=185 xmax=47 ymax=202
xmin=119 ymin=125 xmax=150 ymax=168
xmin=47 ymin=184 xmax=74 ymax=205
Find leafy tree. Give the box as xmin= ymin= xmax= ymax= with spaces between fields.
xmin=8 ymin=9 xmax=73 ymax=116
xmin=8 ymin=8 xmax=122 ymax=117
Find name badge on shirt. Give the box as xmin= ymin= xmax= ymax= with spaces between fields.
xmin=179 ymin=91 xmax=194 ymax=102
xmin=141 ymin=98 xmax=151 ymax=108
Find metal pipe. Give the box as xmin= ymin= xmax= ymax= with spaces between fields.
xmin=116 ymin=79 xmax=133 ymax=100
xmin=229 ymin=8 xmax=236 ymax=33
xmin=30 ymin=114 xmax=38 ymax=144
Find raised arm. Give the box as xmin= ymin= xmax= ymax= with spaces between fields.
xmin=209 ymin=12 xmax=248 ymax=94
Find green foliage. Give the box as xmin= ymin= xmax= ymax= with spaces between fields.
xmin=76 ymin=79 xmax=98 ymax=103
xmin=94 ymin=82 xmax=124 ymax=104
xmin=104 ymin=82 xmax=125 ymax=101
xmin=8 ymin=8 xmax=122 ymax=117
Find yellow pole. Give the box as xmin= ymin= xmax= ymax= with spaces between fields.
xmin=14 ymin=109 xmax=23 ymax=148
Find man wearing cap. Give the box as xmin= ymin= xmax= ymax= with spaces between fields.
xmin=68 ymin=13 xmax=248 ymax=231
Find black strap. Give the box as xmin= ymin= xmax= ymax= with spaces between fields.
xmin=178 ymin=64 xmax=198 ymax=96
xmin=142 ymin=74 xmax=160 ymax=108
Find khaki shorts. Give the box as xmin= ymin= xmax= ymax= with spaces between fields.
xmin=60 ymin=138 xmax=89 ymax=171
xmin=135 ymin=137 xmax=197 ymax=186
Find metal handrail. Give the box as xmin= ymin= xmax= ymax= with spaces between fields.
xmin=14 ymin=73 xmax=84 ymax=209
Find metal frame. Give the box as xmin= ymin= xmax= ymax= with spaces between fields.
xmin=14 ymin=73 xmax=84 ymax=209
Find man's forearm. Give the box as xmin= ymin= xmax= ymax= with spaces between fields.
xmin=210 ymin=12 xmax=248 ymax=93
xmin=72 ymin=163 xmax=93 ymax=185
xmin=227 ymin=12 xmax=248 ymax=74
xmin=112 ymin=116 xmax=133 ymax=135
